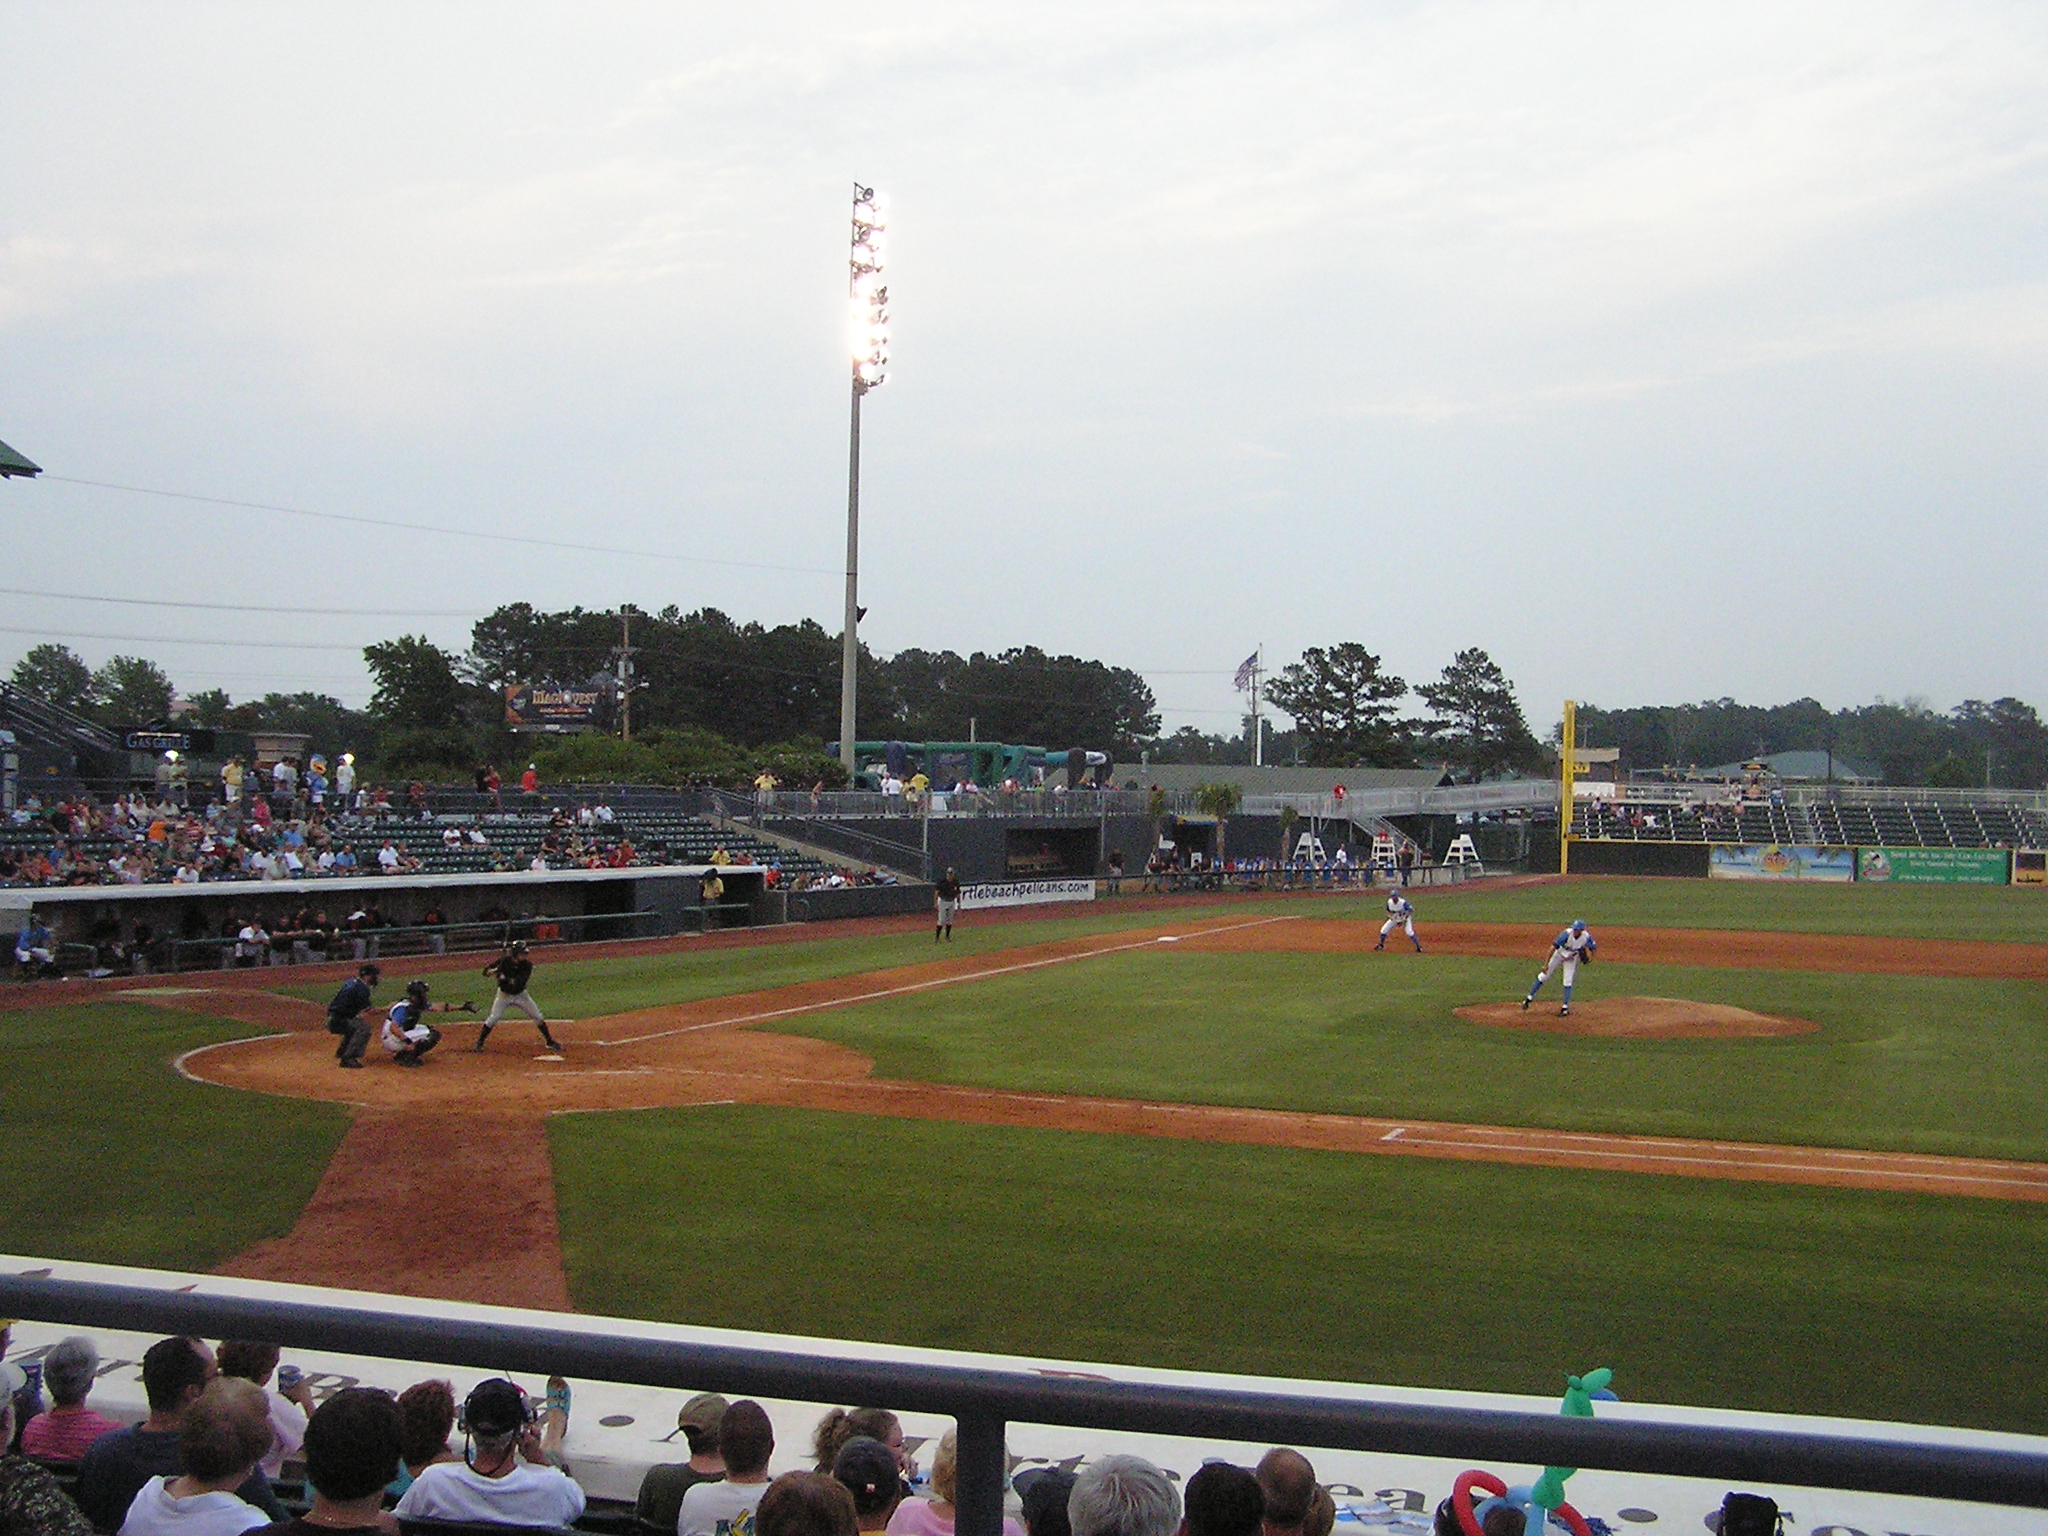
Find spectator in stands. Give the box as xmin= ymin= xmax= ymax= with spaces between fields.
xmin=634 ymin=1393 xmax=727 ymax=1536
xmin=757 ymin=1473 xmax=857 ymax=1536
xmin=392 ymin=1380 xmax=458 ymax=1492
xmin=0 ymin=1359 xmax=93 ymax=1536
xmin=1013 ymin=1471 xmax=1075 ymax=1536
xmin=1299 ymin=1492 xmax=1334 ymax=1536
xmin=393 ymin=1378 xmax=581 ymax=1527
xmin=884 ymin=1429 xmax=1022 ymax=1536
xmin=78 ymin=1338 xmax=285 ymax=1534
xmin=213 ymin=1345 xmax=310 ymax=1483
xmin=520 ymin=766 xmax=540 ymax=801
xmin=830 ymin=1439 xmax=902 ymax=1535
xmin=1253 ymin=1451 xmax=1316 ymax=1536
xmin=334 ymin=755 xmax=356 ymax=808
xmin=810 ymin=1411 xmax=907 ymax=1480
xmin=678 ymin=1400 xmax=774 ymax=1536
xmin=1066 ymin=1457 xmax=1178 ymax=1536
xmin=1181 ymin=1466 xmax=1261 ymax=1536
xmin=1 ymin=1325 xmax=44 ymax=1455
xmin=19 ymin=1336 xmax=119 ymax=1463
xmin=253 ymin=1387 xmax=402 ymax=1536
xmin=113 ymin=1378 xmax=275 ymax=1536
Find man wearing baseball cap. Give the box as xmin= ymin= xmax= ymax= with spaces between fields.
xmin=394 ymin=1378 xmax=583 ymax=1527
xmin=634 ymin=1394 xmax=729 ymax=1536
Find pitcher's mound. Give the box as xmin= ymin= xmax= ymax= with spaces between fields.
xmin=1454 ymin=996 xmax=1818 ymax=1039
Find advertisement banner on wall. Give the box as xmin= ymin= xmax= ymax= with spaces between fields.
xmin=959 ymin=878 xmax=1098 ymax=910
xmin=1856 ymin=847 xmax=2011 ymax=884
xmin=1708 ymin=844 xmax=1855 ymax=881
xmin=504 ymin=683 xmax=602 ymax=733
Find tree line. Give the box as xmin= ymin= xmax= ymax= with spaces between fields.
xmin=13 ymin=616 xmax=2044 ymax=789
xmin=1574 ymin=696 xmax=2048 ymax=789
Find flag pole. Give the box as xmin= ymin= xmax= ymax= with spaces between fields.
xmin=1253 ymin=647 xmax=1263 ymax=767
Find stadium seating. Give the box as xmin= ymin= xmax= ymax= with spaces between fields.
xmin=1568 ymin=796 xmax=2048 ymax=850
xmin=1 ymin=807 xmax=845 ymax=888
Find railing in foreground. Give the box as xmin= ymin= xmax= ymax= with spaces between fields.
xmin=1 ymin=1277 xmax=2041 ymax=1526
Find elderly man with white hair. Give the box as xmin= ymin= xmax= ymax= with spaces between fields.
xmin=1067 ymin=1457 xmax=1181 ymax=1536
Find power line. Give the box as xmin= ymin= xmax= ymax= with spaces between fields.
xmin=0 ymin=624 xmax=365 ymax=652
xmin=43 ymin=476 xmax=839 ymax=578
xmin=0 ymin=587 xmax=481 ymax=619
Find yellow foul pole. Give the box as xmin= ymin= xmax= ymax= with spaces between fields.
xmin=1560 ymin=699 xmax=1577 ymax=876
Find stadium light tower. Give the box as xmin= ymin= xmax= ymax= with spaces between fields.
xmin=838 ymin=183 xmax=889 ymax=776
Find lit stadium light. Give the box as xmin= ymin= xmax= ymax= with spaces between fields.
xmin=839 ymin=182 xmax=891 ymax=773
xmin=849 ymin=185 xmax=889 ymax=393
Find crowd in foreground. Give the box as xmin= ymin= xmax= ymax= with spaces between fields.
xmin=1 ymin=1328 xmax=1787 ymax=1536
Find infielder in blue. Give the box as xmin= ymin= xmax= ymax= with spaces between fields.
xmin=1523 ymin=920 xmax=1596 ymax=1015
xmin=1374 ymin=890 xmax=1421 ymax=951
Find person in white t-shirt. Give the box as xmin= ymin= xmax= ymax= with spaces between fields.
xmin=395 ymin=1377 xmax=585 ymax=1528
xmin=117 ymin=1378 xmax=274 ymax=1536
xmin=679 ymin=1400 xmax=775 ymax=1536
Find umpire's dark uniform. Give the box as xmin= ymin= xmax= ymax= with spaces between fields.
xmin=326 ymin=973 xmax=378 ymax=1068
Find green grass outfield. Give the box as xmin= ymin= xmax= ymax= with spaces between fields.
xmin=773 ymin=955 xmax=2048 ymax=1160
xmin=278 ymin=908 xmax=1202 ymax=1017
xmin=1367 ymin=874 xmax=2048 ymax=942
xmin=550 ymin=1104 xmax=2048 ymax=1434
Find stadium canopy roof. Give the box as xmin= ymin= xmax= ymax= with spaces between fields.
xmin=1696 ymin=749 xmax=1883 ymax=783
xmin=0 ymin=437 xmax=41 ymax=478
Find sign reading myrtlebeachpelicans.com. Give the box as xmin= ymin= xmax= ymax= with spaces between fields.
xmin=959 ymin=879 xmax=1098 ymax=910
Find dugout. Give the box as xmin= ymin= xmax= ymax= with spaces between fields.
xmin=10 ymin=865 xmax=769 ymax=971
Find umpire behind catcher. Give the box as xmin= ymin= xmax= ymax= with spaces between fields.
xmin=326 ymin=964 xmax=381 ymax=1070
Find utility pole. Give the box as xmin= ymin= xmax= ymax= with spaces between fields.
xmin=614 ymin=607 xmax=640 ymax=741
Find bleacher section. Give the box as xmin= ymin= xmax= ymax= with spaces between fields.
xmin=2 ymin=806 xmax=844 ymax=887
xmin=1570 ymin=797 xmax=2048 ymax=849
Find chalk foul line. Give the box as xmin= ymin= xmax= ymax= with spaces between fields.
xmin=591 ymin=915 xmax=1301 ymax=1047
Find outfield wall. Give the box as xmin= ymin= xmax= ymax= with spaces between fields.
xmin=1564 ymin=842 xmax=2029 ymax=886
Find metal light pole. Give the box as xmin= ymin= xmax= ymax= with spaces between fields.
xmin=839 ymin=184 xmax=889 ymax=776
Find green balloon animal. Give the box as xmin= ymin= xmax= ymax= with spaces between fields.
xmin=1529 ymin=1367 xmax=1615 ymax=1510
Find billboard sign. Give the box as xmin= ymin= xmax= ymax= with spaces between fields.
xmin=123 ymin=729 xmax=217 ymax=754
xmin=504 ymin=683 xmax=601 ymax=734
xmin=1856 ymin=847 xmax=2010 ymax=884
xmin=958 ymin=878 xmax=1098 ymax=910
xmin=1708 ymin=844 xmax=1854 ymax=881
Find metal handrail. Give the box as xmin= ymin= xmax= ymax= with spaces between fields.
xmin=0 ymin=1276 xmax=2041 ymax=1524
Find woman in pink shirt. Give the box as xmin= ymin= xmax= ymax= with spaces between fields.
xmin=884 ymin=1430 xmax=1024 ymax=1536
xmin=19 ymin=1336 xmax=121 ymax=1462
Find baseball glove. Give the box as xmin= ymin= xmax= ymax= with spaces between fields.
xmin=461 ymin=1000 xmax=477 ymax=1011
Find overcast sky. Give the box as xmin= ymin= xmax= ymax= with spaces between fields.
xmin=5 ymin=3 xmax=2046 ymax=734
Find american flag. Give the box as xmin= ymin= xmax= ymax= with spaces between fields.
xmin=1234 ymin=652 xmax=1259 ymax=692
